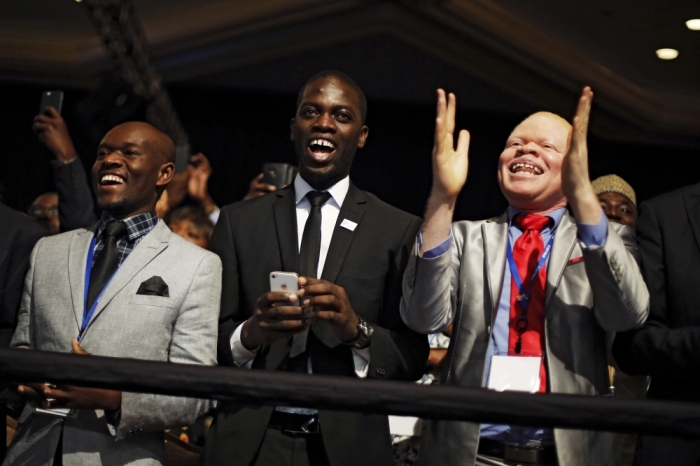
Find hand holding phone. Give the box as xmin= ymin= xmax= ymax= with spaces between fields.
xmin=239 ymin=272 xmax=307 ymax=349
xmin=269 ymin=271 xmax=299 ymax=305
xmin=39 ymin=90 xmax=64 ymax=115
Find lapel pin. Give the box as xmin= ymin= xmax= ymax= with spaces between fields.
xmin=340 ymin=219 xmax=357 ymax=231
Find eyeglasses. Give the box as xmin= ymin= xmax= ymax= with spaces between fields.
xmin=28 ymin=206 xmax=59 ymax=217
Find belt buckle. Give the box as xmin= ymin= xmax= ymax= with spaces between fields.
xmin=300 ymin=416 xmax=317 ymax=434
xmin=504 ymin=443 xmax=540 ymax=466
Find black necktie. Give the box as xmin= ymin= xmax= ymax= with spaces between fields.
xmin=87 ymin=221 xmax=127 ymax=313
xmin=289 ymin=191 xmax=331 ymax=361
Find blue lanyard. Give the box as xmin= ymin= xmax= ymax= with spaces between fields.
xmin=79 ymin=236 xmax=118 ymax=341
xmin=506 ymin=232 xmax=555 ymax=354
xmin=506 ymin=234 xmax=555 ymax=311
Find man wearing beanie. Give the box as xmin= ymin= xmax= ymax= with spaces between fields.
xmin=592 ymin=174 xmax=647 ymax=466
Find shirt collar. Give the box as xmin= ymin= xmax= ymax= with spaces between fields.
xmin=507 ymin=205 xmax=566 ymax=233
xmin=96 ymin=211 xmax=158 ymax=241
xmin=294 ymin=174 xmax=350 ymax=208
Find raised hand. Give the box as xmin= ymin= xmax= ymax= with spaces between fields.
xmin=432 ymin=89 xmax=470 ymax=201
xmin=561 ymin=87 xmax=601 ymax=224
xmin=187 ymin=153 xmax=218 ymax=212
xmin=243 ymin=173 xmax=277 ymax=200
xmin=420 ymin=90 xmax=471 ymax=252
xmin=33 ymin=106 xmax=78 ymax=163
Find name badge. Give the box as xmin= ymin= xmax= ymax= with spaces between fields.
xmin=340 ymin=219 xmax=357 ymax=231
xmin=487 ymin=355 xmax=541 ymax=393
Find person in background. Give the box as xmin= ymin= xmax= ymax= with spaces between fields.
xmin=27 ymin=192 xmax=60 ymax=235
xmin=591 ymin=174 xmax=647 ymax=466
xmin=592 ymin=174 xmax=638 ymax=228
xmin=5 ymin=121 xmax=221 ymax=466
xmin=0 ymin=202 xmax=48 ymax=460
xmin=612 ymin=179 xmax=700 ymax=465
xmin=167 ymin=206 xmax=215 ymax=249
xmin=401 ymin=88 xmax=649 ymax=466
xmin=33 ymin=106 xmax=96 ymax=232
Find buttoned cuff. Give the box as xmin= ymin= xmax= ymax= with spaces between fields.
xmin=230 ymin=323 xmax=257 ymax=368
xmin=576 ymin=211 xmax=609 ymax=247
xmin=352 ymin=347 xmax=370 ymax=378
xmin=418 ymin=232 xmax=452 ymax=259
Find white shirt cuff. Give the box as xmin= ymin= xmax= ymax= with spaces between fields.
xmin=230 ymin=323 xmax=258 ymax=369
xmin=352 ymin=347 xmax=370 ymax=378
xmin=209 ymin=207 xmax=221 ymax=225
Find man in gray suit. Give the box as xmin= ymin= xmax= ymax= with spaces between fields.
xmin=5 ymin=122 xmax=222 ymax=466
xmin=401 ymin=88 xmax=648 ymax=466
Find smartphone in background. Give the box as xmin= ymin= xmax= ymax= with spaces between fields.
xmin=270 ymin=271 xmax=299 ymax=305
xmin=262 ymin=163 xmax=298 ymax=189
xmin=39 ymin=90 xmax=64 ymax=114
xmin=175 ymin=144 xmax=191 ymax=173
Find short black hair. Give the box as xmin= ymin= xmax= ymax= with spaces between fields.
xmin=296 ymin=70 xmax=367 ymax=123
xmin=166 ymin=206 xmax=214 ymax=239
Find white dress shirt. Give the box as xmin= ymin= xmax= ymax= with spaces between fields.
xmin=230 ymin=174 xmax=370 ymax=378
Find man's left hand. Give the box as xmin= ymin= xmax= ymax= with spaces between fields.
xmin=561 ymin=86 xmax=602 ymax=224
xmin=298 ymin=277 xmax=359 ymax=342
xmin=21 ymin=339 xmax=122 ymax=411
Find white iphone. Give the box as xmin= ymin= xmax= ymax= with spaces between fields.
xmin=269 ymin=271 xmax=299 ymax=305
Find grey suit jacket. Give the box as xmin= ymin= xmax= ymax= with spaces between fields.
xmin=5 ymin=221 xmax=222 ymax=466
xmin=401 ymin=212 xmax=649 ymax=466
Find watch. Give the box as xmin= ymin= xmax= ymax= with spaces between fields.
xmin=344 ymin=316 xmax=374 ymax=349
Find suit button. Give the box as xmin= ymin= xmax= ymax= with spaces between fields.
xmin=375 ymin=367 xmax=386 ymax=377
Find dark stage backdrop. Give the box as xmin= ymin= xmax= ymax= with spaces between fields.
xmin=1 ymin=82 xmax=698 ymax=221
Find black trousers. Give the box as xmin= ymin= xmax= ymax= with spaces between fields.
xmin=251 ymin=427 xmax=331 ymax=466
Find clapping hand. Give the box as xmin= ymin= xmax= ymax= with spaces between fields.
xmin=561 ymin=87 xmax=601 ymax=224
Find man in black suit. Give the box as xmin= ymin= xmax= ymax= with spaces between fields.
xmin=613 ymin=182 xmax=700 ymax=465
xmin=0 ymin=202 xmax=48 ymax=460
xmin=204 ymin=71 xmax=428 ymax=466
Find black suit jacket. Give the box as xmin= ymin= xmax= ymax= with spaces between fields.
xmin=613 ymin=183 xmax=700 ymax=464
xmin=0 ymin=203 xmax=47 ymax=461
xmin=0 ymin=203 xmax=48 ymax=347
xmin=204 ymin=182 xmax=428 ymax=466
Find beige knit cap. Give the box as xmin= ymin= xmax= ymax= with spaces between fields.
xmin=591 ymin=174 xmax=636 ymax=206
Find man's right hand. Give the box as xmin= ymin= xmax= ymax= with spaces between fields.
xmin=33 ymin=106 xmax=78 ymax=163
xmin=240 ymin=291 xmax=311 ymax=349
xmin=420 ymin=90 xmax=470 ymax=253
xmin=431 ymin=89 xmax=470 ymax=202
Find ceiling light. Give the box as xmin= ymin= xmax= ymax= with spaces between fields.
xmin=656 ymin=48 xmax=679 ymax=60
xmin=687 ymin=19 xmax=700 ymax=30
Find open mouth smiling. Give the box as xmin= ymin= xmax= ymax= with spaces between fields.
xmin=307 ymin=138 xmax=337 ymax=161
xmin=509 ymin=162 xmax=543 ymax=176
xmin=100 ymin=174 xmax=126 ymax=186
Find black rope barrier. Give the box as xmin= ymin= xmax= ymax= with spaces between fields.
xmin=1 ymin=349 xmax=698 ymax=438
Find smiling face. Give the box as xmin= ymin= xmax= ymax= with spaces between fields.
xmin=291 ymin=76 xmax=368 ymax=190
xmin=92 ymin=122 xmax=175 ymax=219
xmin=497 ymin=113 xmax=571 ymax=212
xmin=598 ymin=192 xmax=637 ymax=228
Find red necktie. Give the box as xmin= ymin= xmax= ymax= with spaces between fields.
xmin=508 ymin=213 xmax=552 ymax=393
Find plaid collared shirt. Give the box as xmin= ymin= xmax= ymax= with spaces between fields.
xmin=92 ymin=211 xmax=158 ymax=267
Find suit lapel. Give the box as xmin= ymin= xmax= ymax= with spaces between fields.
xmin=683 ymin=187 xmax=700 ymax=254
xmin=67 ymin=228 xmax=96 ymax=329
xmin=482 ymin=213 xmax=508 ymax=321
xmin=320 ymin=183 xmax=367 ymax=284
xmin=315 ymin=183 xmax=367 ymax=348
xmin=273 ymin=186 xmax=300 ymax=274
xmin=83 ymin=222 xmax=169 ymax=331
xmin=545 ymin=213 xmax=577 ymax=305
